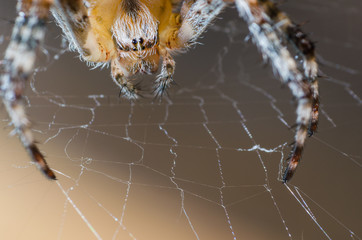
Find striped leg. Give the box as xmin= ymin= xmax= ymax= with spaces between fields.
xmin=233 ymin=0 xmax=317 ymax=182
xmin=275 ymin=7 xmax=319 ymax=136
xmin=1 ymin=0 xmax=56 ymax=179
xmin=308 ymin=79 xmax=319 ymax=136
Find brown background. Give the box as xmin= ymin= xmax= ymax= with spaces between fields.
xmin=0 ymin=0 xmax=361 ymax=239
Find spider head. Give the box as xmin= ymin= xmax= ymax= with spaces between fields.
xmin=112 ymin=2 xmax=160 ymax=75
xmin=112 ymin=2 xmax=159 ymax=54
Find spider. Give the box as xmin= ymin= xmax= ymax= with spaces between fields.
xmin=1 ymin=0 xmax=318 ymax=182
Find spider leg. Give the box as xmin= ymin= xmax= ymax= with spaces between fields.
xmin=111 ymin=58 xmax=141 ymax=100
xmin=155 ymin=0 xmax=228 ymax=95
xmin=261 ymin=3 xmax=319 ymax=136
xmin=308 ymin=79 xmax=319 ymax=136
xmin=51 ymin=0 xmax=91 ymax=57
xmin=233 ymin=0 xmax=317 ymax=182
xmin=283 ymin=86 xmax=312 ymax=182
xmin=285 ymin=22 xmax=320 ymax=137
xmin=153 ymin=48 xmax=175 ymax=98
xmin=1 ymin=0 xmax=55 ymax=179
xmin=163 ymin=0 xmax=227 ymax=50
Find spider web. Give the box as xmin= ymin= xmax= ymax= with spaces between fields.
xmin=0 ymin=0 xmax=361 ymax=239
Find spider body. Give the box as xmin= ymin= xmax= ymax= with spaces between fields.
xmin=1 ymin=0 xmax=319 ymax=182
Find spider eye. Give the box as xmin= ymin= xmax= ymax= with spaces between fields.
xmin=139 ymin=38 xmax=144 ymax=44
xmin=132 ymin=39 xmax=137 ymax=44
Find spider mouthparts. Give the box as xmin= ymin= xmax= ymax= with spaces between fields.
xmin=27 ymin=145 xmax=57 ymax=180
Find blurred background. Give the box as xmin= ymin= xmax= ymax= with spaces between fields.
xmin=0 ymin=0 xmax=361 ymax=239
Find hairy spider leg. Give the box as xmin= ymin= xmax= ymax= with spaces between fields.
xmin=51 ymin=0 xmax=91 ymax=57
xmin=153 ymin=49 xmax=176 ymax=98
xmin=111 ymin=57 xmax=149 ymax=99
xmin=154 ymin=0 xmax=227 ymax=96
xmin=233 ymin=0 xmax=318 ymax=182
xmin=257 ymin=1 xmax=319 ymax=136
xmin=1 ymin=0 xmax=56 ymax=179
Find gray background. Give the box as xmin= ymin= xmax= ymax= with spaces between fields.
xmin=0 ymin=0 xmax=361 ymax=239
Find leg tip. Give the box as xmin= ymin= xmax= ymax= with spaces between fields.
xmin=27 ymin=144 xmax=57 ymax=180
xmin=282 ymin=160 xmax=298 ymax=183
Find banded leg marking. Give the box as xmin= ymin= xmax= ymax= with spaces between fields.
xmin=1 ymin=0 xmax=56 ymax=179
